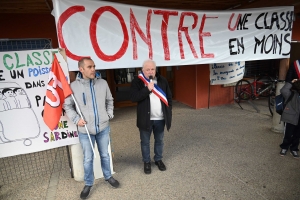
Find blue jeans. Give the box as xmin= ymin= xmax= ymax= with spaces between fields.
xmin=139 ymin=120 xmax=165 ymax=163
xmin=79 ymin=126 xmax=112 ymax=186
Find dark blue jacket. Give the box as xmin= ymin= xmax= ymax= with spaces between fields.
xmin=280 ymin=82 xmax=300 ymax=126
xmin=130 ymin=73 xmax=172 ymax=131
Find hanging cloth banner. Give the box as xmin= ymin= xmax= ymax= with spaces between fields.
xmin=52 ymin=0 xmax=294 ymax=71
xmin=138 ymin=72 xmax=169 ymax=106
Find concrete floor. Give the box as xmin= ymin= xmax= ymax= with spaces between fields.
xmin=1 ymin=99 xmax=299 ymax=200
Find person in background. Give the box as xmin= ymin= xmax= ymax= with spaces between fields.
xmin=285 ymin=60 xmax=300 ymax=83
xmin=279 ymin=78 xmax=300 ymax=158
xmin=130 ymin=59 xmax=172 ymax=174
xmin=63 ymin=57 xmax=119 ymax=199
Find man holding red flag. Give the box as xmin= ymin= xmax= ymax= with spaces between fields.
xmin=43 ymin=54 xmax=72 ymax=131
xmin=63 ymin=57 xmax=119 ymax=199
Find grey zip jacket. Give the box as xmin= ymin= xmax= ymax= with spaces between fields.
xmin=280 ymin=82 xmax=300 ymax=126
xmin=63 ymin=72 xmax=114 ymax=134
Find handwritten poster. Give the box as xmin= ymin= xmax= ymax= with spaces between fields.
xmin=53 ymin=0 xmax=293 ymax=71
xmin=0 ymin=49 xmax=78 ymax=158
xmin=210 ymin=61 xmax=245 ymax=85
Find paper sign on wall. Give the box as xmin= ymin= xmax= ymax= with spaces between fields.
xmin=210 ymin=62 xmax=245 ymax=85
xmin=0 ymin=49 xmax=78 ymax=158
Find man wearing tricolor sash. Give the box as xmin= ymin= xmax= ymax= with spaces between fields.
xmin=130 ymin=59 xmax=172 ymax=175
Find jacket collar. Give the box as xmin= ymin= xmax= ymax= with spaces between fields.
xmin=76 ymin=71 xmax=101 ymax=85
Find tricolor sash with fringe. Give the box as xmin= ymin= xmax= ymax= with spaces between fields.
xmin=294 ymin=60 xmax=300 ymax=79
xmin=138 ymin=72 xmax=169 ymax=107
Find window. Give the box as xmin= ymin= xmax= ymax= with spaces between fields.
xmin=0 ymin=38 xmax=52 ymax=52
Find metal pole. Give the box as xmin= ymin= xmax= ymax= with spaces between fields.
xmin=65 ymin=146 xmax=74 ymax=178
xmin=71 ymin=94 xmax=96 ymax=157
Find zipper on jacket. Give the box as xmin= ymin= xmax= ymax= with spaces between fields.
xmin=90 ymin=80 xmax=100 ymax=133
xmin=82 ymin=93 xmax=86 ymax=105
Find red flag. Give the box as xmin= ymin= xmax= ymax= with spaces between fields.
xmin=294 ymin=60 xmax=300 ymax=79
xmin=43 ymin=54 xmax=73 ymax=130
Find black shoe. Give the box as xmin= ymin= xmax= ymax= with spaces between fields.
xmin=155 ymin=160 xmax=166 ymax=171
xmin=290 ymin=150 xmax=300 ymax=159
xmin=144 ymin=162 xmax=151 ymax=174
xmin=280 ymin=149 xmax=287 ymax=156
xmin=106 ymin=176 xmax=120 ymax=188
xmin=80 ymin=185 xmax=92 ymax=199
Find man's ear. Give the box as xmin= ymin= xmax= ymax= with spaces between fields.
xmin=79 ymin=66 xmax=83 ymax=73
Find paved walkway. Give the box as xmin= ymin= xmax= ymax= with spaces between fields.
xmin=1 ymin=99 xmax=300 ymax=200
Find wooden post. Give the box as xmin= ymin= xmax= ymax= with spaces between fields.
xmin=278 ymin=58 xmax=289 ymax=81
xmin=271 ymin=58 xmax=289 ymax=133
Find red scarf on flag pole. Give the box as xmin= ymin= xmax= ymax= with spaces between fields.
xmin=43 ymin=54 xmax=73 ymax=131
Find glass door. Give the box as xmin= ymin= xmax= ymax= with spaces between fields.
xmin=108 ymin=66 xmax=174 ymax=108
xmin=111 ymin=68 xmax=140 ymax=107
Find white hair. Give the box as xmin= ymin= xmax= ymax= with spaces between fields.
xmin=142 ymin=59 xmax=156 ymax=70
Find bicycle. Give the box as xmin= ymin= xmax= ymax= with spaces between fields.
xmin=235 ymin=76 xmax=277 ymax=116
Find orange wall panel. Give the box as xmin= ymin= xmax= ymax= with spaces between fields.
xmin=0 ymin=14 xmax=58 ymax=48
xmin=174 ymin=65 xmax=196 ymax=108
xmin=174 ymin=64 xmax=235 ymax=109
xmin=194 ymin=64 xmax=234 ymax=108
xmin=196 ymin=64 xmax=210 ymax=109
xmin=199 ymin=64 xmax=234 ymax=108
xmin=209 ymin=85 xmax=234 ymax=107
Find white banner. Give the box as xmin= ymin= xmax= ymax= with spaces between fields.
xmin=210 ymin=62 xmax=245 ymax=85
xmin=0 ymin=49 xmax=78 ymax=158
xmin=52 ymin=0 xmax=294 ymax=71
